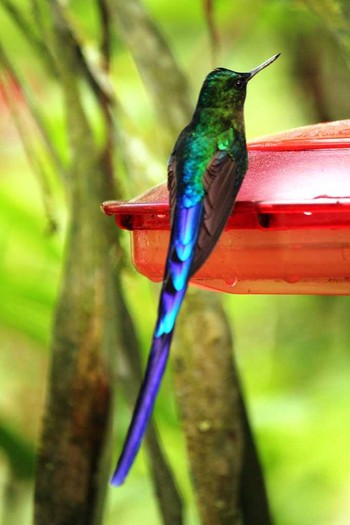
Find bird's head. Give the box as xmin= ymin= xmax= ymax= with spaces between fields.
xmin=196 ymin=54 xmax=280 ymax=112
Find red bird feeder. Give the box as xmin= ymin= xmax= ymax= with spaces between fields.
xmin=102 ymin=120 xmax=350 ymax=295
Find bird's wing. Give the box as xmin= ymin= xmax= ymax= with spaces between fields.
xmin=167 ymin=125 xmax=189 ymax=224
xmin=190 ymin=150 xmax=241 ymax=275
xmin=167 ymin=151 xmax=177 ymax=224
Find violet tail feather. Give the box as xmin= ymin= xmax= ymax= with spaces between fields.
xmin=111 ymin=331 xmax=173 ymax=486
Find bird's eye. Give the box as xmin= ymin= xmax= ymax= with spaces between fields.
xmin=234 ymin=79 xmax=244 ymax=89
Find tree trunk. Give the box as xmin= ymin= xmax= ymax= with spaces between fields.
xmin=173 ymin=288 xmax=243 ymax=525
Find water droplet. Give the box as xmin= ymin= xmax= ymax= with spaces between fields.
xmin=225 ymin=276 xmax=238 ymax=287
xmin=285 ymin=275 xmax=300 ymax=284
xmin=303 ymin=211 xmax=312 ymax=216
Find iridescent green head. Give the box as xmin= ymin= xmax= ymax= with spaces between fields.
xmin=197 ymin=54 xmax=280 ymax=110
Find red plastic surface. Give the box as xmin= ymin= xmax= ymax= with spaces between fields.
xmin=102 ymin=120 xmax=350 ymax=295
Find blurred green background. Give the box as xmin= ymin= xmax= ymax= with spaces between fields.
xmin=1 ymin=0 xmax=350 ymax=524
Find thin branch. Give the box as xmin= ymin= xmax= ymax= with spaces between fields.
xmin=97 ymin=0 xmax=111 ymax=67
xmin=1 ymin=0 xmax=57 ymax=76
xmin=202 ymin=0 xmax=220 ymax=66
xmin=51 ymin=0 xmax=115 ymax=105
xmin=30 ymin=0 xmax=45 ymax=30
xmin=48 ymin=0 xmax=158 ymax=200
xmin=96 ymin=0 xmax=115 ymax=192
xmin=29 ymin=0 xmax=56 ymax=71
xmin=109 ymin=0 xmax=193 ymax=139
xmin=2 ymin=0 xmax=43 ymax=53
xmin=238 ymin=382 xmax=272 ymax=525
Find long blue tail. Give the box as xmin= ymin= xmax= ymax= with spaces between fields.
xmin=111 ymin=203 xmax=203 ymax=486
xmin=111 ymin=332 xmax=173 ymax=486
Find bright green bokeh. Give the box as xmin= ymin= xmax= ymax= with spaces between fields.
xmin=1 ymin=1 xmax=350 ymax=524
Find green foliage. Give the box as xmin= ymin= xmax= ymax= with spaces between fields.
xmin=226 ymin=294 xmax=350 ymax=524
xmin=0 ymin=0 xmax=349 ymax=524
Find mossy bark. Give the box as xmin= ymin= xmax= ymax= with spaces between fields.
xmin=33 ymin=5 xmax=115 ymax=524
xmin=173 ymin=289 xmax=243 ymax=525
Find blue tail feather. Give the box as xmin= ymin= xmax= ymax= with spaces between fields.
xmin=111 ymin=332 xmax=173 ymax=486
xmin=111 ymin=203 xmax=203 ymax=486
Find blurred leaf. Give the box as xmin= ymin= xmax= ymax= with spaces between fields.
xmin=0 ymin=423 xmax=35 ymax=479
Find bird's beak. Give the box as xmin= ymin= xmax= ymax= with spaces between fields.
xmin=247 ymin=53 xmax=280 ymax=80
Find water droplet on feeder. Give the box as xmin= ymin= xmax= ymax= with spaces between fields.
xmin=285 ymin=275 xmax=300 ymax=284
xmin=225 ymin=276 xmax=238 ymax=287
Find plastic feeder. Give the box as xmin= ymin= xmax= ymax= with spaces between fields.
xmin=102 ymin=120 xmax=350 ymax=295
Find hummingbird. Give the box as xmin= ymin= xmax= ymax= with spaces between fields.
xmin=111 ymin=53 xmax=280 ymax=486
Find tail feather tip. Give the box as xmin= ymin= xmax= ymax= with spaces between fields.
xmin=110 ymin=469 xmax=125 ymax=487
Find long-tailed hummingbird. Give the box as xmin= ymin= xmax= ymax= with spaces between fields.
xmin=112 ymin=53 xmax=280 ymax=486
